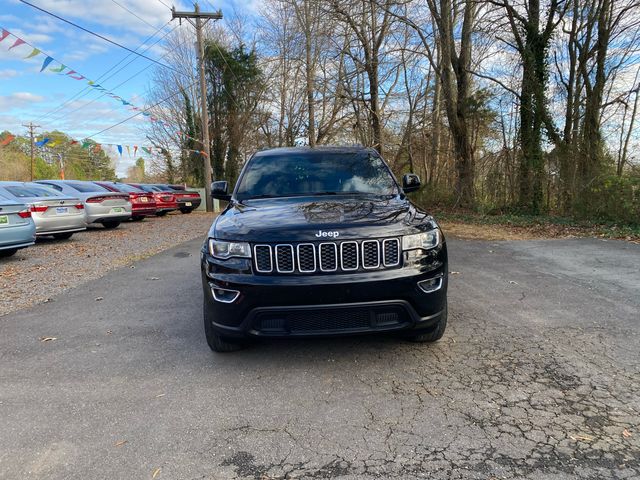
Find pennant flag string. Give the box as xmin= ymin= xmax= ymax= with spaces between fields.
xmin=8 ymin=38 xmax=25 ymax=50
xmin=0 ymin=25 xmax=174 ymax=133
xmin=40 ymin=56 xmax=53 ymax=72
xmin=0 ymin=133 xmax=208 ymax=159
xmin=24 ymin=47 xmax=40 ymax=59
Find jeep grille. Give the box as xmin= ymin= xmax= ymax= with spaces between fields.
xmin=252 ymin=238 xmax=400 ymax=274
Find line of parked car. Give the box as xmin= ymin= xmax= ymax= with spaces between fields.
xmin=0 ymin=180 xmax=202 ymax=258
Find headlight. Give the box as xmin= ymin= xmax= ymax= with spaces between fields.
xmin=208 ymin=239 xmax=252 ymax=259
xmin=402 ymin=228 xmax=441 ymax=251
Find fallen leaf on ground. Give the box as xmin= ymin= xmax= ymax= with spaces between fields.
xmin=39 ymin=337 xmax=57 ymax=342
xmin=450 ymin=271 xmax=460 ymax=275
xmin=114 ymin=440 xmax=128 ymax=447
xmin=623 ymin=429 xmax=632 ymax=438
xmin=95 ymin=297 xmax=104 ymax=301
xmin=570 ymin=434 xmax=594 ymax=442
xmin=509 ymin=280 xmax=519 ymax=285
xmin=148 ymin=277 xmax=160 ymax=281
xmin=152 ymin=467 xmax=161 ymax=478
xmin=156 ymin=393 xmax=165 ymax=398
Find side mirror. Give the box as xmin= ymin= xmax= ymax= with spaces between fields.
xmin=402 ymin=173 xmax=421 ymax=193
xmin=211 ymin=181 xmax=231 ymax=201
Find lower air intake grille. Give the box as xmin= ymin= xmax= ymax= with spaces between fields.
xmin=253 ymin=305 xmax=411 ymax=335
xmin=286 ymin=309 xmax=371 ymax=333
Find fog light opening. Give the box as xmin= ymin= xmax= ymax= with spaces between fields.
xmin=418 ymin=275 xmax=443 ymax=294
xmin=211 ymin=286 xmax=240 ymax=303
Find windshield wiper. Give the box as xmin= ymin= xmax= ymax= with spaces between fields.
xmin=244 ymin=194 xmax=280 ymax=199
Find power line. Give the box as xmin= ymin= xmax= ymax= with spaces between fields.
xmin=109 ymin=0 xmax=167 ymax=32
xmin=40 ymin=25 xmax=183 ymax=128
xmin=84 ymin=79 xmax=198 ymax=140
xmin=36 ymin=22 xmax=174 ymax=123
xmin=156 ymin=0 xmax=172 ymax=10
xmin=18 ymin=0 xmax=181 ymax=75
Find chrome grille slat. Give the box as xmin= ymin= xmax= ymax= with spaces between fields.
xmin=297 ymin=243 xmax=316 ymax=272
xmin=254 ymin=245 xmax=273 ymax=272
xmin=361 ymin=240 xmax=380 ymax=269
xmin=319 ymin=243 xmax=338 ymax=272
xmin=252 ymin=239 xmax=400 ymax=274
xmin=340 ymin=241 xmax=359 ymax=271
xmin=275 ymin=244 xmax=295 ymax=273
xmin=382 ymin=238 xmax=400 ymax=266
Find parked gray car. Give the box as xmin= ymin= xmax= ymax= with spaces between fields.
xmin=0 ymin=182 xmax=86 ymax=239
xmin=0 ymin=193 xmax=36 ymax=257
xmin=36 ymin=180 xmax=131 ymax=229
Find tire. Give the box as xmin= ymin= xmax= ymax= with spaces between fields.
xmin=53 ymin=232 xmax=73 ymax=240
xmin=102 ymin=221 xmax=120 ymax=229
xmin=180 ymin=208 xmax=193 ymax=214
xmin=405 ymin=301 xmax=447 ymax=343
xmin=203 ymin=300 xmax=246 ymax=352
xmin=0 ymin=248 xmax=18 ymax=258
xmin=156 ymin=211 xmax=168 ymax=217
xmin=131 ymin=216 xmax=144 ymax=222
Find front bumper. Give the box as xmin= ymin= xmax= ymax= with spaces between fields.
xmin=201 ymin=244 xmax=447 ymax=339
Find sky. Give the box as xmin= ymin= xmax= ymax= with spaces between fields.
xmin=0 ymin=0 xmax=258 ymax=175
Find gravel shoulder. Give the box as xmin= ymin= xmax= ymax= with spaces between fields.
xmin=0 ymin=212 xmax=214 ymax=317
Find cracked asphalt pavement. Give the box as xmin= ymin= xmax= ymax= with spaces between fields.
xmin=0 ymin=237 xmax=638 ymax=479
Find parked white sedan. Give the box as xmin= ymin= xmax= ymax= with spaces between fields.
xmin=36 ymin=180 xmax=131 ymax=229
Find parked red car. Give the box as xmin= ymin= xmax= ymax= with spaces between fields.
xmin=94 ymin=182 xmax=157 ymax=221
xmin=151 ymin=184 xmax=202 ymax=214
xmin=127 ymin=183 xmax=178 ymax=216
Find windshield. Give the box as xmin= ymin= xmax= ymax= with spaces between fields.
xmin=235 ymin=152 xmax=398 ymax=200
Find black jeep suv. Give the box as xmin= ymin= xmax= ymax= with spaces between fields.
xmin=200 ymin=146 xmax=448 ymax=352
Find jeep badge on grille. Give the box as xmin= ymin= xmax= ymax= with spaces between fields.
xmin=315 ymin=230 xmax=339 ymax=238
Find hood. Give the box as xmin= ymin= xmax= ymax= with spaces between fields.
xmin=211 ymin=195 xmax=437 ymax=242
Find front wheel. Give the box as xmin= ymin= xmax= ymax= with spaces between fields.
xmin=53 ymin=232 xmax=73 ymax=240
xmin=131 ymin=216 xmax=144 ymax=222
xmin=102 ymin=221 xmax=120 ymax=229
xmin=405 ymin=302 xmax=447 ymax=343
xmin=203 ymin=300 xmax=246 ymax=352
xmin=0 ymin=248 xmax=18 ymax=258
xmin=156 ymin=211 xmax=168 ymax=217
xmin=180 ymin=208 xmax=193 ymax=214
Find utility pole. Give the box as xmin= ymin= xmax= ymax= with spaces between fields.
xmin=172 ymin=3 xmax=222 ymax=212
xmin=22 ymin=122 xmax=40 ymax=181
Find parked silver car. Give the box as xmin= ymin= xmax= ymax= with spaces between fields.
xmin=36 ymin=180 xmax=131 ymax=229
xmin=0 ymin=193 xmax=37 ymax=257
xmin=0 ymin=182 xmax=86 ymax=239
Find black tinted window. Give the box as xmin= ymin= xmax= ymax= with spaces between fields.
xmin=65 ymin=182 xmax=109 ymax=193
xmin=3 ymin=185 xmax=61 ymax=198
xmin=235 ymin=152 xmax=398 ymax=199
xmin=112 ymin=183 xmax=143 ymax=193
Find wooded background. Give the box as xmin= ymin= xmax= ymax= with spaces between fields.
xmin=3 ymin=0 xmax=639 ymax=223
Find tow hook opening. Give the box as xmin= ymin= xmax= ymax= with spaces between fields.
xmin=418 ymin=274 xmax=443 ymax=294
xmin=210 ymin=284 xmax=241 ymax=303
